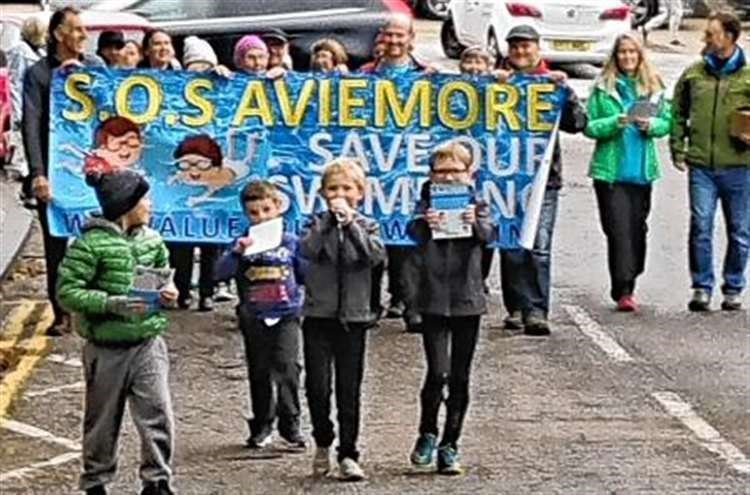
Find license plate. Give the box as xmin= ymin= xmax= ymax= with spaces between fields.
xmin=552 ymin=40 xmax=592 ymax=51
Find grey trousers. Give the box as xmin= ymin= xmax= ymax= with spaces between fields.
xmin=79 ymin=336 xmax=174 ymax=491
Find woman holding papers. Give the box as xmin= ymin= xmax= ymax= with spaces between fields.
xmin=584 ymin=33 xmax=672 ymax=312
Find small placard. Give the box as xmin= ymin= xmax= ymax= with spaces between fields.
xmin=430 ymin=183 xmax=473 ymax=240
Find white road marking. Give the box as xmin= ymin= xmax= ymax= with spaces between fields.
xmin=25 ymin=381 xmax=85 ymax=398
xmin=0 ymin=419 xmax=81 ymax=451
xmin=563 ymin=304 xmax=635 ymax=362
xmin=47 ymin=353 xmax=82 ymax=368
xmin=0 ymin=452 xmax=80 ymax=482
xmin=652 ymin=391 xmax=750 ymax=475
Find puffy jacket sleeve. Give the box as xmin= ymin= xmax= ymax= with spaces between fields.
xmin=647 ymin=96 xmax=673 ymax=138
xmin=153 ymin=238 xmax=170 ymax=269
xmin=584 ymin=87 xmax=621 ymax=140
xmin=669 ymin=71 xmax=691 ymax=163
xmin=300 ymin=213 xmax=337 ymax=262
xmin=57 ymin=237 xmax=109 ymax=315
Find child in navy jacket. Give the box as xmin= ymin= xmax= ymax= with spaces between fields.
xmin=215 ymin=180 xmax=306 ymax=449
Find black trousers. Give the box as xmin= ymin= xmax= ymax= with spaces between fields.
xmin=419 ymin=315 xmax=481 ymax=449
xmin=593 ymin=181 xmax=652 ymax=301
xmin=37 ymin=203 xmax=68 ymax=322
xmin=372 ymin=246 xmax=411 ymax=313
xmin=166 ymin=242 xmax=217 ymax=300
xmin=239 ymin=314 xmax=302 ymax=438
xmin=481 ymin=248 xmax=494 ymax=282
xmin=302 ymin=317 xmax=367 ymax=462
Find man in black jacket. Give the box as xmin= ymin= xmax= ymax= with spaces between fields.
xmin=496 ymin=26 xmax=588 ymax=336
xmin=22 ymin=6 xmax=103 ymax=335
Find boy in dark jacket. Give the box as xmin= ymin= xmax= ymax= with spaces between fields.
xmin=300 ymin=158 xmax=386 ymax=481
xmin=214 ymin=180 xmax=306 ymax=449
xmin=56 ymin=170 xmax=177 ymax=495
xmin=406 ymin=141 xmax=496 ymax=476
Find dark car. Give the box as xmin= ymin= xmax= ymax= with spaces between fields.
xmin=107 ymin=0 xmax=413 ymax=70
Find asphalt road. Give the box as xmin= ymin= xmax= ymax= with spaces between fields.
xmin=0 ymin=19 xmax=747 ymax=495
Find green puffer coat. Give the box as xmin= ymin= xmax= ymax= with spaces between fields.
xmin=584 ymin=80 xmax=672 ymax=183
xmin=57 ymin=217 xmax=170 ymax=343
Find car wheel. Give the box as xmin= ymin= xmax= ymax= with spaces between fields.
xmin=418 ymin=0 xmax=450 ymax=20
xmin=487 ymin=30 xmax=501 ymax=62
xmin=440 ymin=18 xmax=466 ymax=59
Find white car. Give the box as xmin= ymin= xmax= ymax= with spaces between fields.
xmin=441 ymin=0 xmax=632 ymax=65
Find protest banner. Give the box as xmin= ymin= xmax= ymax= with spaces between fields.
xmin=49 ymin=67 xmax=564 ymax=248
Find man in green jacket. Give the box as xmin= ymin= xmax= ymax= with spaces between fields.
xmin=670 ymin=11 xmax=750 ymax=312
xmin=57 ymin=170 xmax=178 ymax=495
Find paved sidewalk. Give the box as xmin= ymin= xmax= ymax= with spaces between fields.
xmin=0 ymin=178 xmax=33 ymax=280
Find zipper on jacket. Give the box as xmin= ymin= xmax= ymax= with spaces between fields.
xmin=709 ymin=77 xmax=720 ymax=167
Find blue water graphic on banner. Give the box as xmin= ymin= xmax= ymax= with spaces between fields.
xmin=49 ymin=67 xmax=564 ymax=247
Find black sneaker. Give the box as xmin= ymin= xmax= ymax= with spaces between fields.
xmin=436 ymin=445 xmax=463 ymax=475
xmin=503 ymin=311 xmax=523 ymax=330
xmin=523 ymin=312 xmax=550 ymax=336
xmin=86 ymin=486 xmax=107 ymax=495
xmin=140 ymin=480 xmax=173 ymax=495
xmin=177 ymin=296 xmax=193 ymax=310
xmin=198 ymin=297 xmax=214 ymax=312
xmin=404 ymin=312 xmax=423 ymax=334
xmin=688 ymin=289 xmax=711 ymax=312
xmin=280 ymin=430 xmax=307 ymax=450
xmin=721 ymin=293 xmax=742 ymax=311
xmin=386 ymin=300 xmax=405 ymax=319
xmin=247 ymin=429 xmax=273 ymax=449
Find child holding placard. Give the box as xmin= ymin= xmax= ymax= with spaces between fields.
xmin=215 ymin=180 xmax=307 ymax=450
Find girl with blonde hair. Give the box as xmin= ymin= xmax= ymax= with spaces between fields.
xmin=584 ymin=32 xmax=672 ymax=312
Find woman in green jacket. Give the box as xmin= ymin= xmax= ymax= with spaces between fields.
xmin=584 ymin=33 xmax=672 ymax=312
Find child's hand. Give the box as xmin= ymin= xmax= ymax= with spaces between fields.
xmin=234 ymin=236 xmax=253 ymax=253
xmin=493 ymin=69 xmax=513 ymax=82
xmin=617 ymin=114 xmax=629 ymax=128
xmin=106 ymin=295 xmax=148 ymax=317
xmin=425 ymin=208 xmax=443 ymax=230
xmin=633 ymin=117 xmax=650 ymax=133
xmin=159 ymin=284 xmax=179 ymax=306
xmin=329 ymin=198 xmax=354 ymax=225
xmin=549 ymin=70 xmax=568 ymax=84
xmin=266 ymin=66 xmax=287 ymax=79
xmin=461 ymin=204 xmax=476 ymax=224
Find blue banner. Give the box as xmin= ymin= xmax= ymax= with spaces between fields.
xmin=49 ymin=67 xmax=564 ymax=248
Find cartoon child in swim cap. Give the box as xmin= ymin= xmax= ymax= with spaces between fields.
xmin=83 ymin=116 xmax=144 ymax=175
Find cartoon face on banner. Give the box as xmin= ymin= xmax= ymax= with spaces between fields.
xmin=49 ymin=68 xmax=564 ymax=247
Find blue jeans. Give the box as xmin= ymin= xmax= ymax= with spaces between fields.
xmin=500 ymin=189 xmax=559 ymax=317
xmin=689 ymin=166 xmax=750 ymax=295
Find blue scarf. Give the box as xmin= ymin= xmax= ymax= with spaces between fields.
xmin=704 ymin=46 xmax=746 ymax=77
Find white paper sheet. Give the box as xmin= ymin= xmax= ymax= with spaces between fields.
xmin=243 ymin=217 xmax=284 ymax=256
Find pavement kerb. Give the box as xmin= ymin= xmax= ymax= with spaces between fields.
xmin=0 ymin=181 xmax=34 ymax=282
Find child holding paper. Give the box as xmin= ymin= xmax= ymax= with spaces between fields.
xmin=56 ymin=170 xmax=178 ymax=495
xmin=214 ymin=180 xmax=307 ymax=450
xmin=406 ymin=141 xmax=495 ymax=476
xmin=299 ymin=158 xmax=386 ymax=481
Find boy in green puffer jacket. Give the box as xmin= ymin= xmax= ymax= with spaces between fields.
xmin=57 ymin=170 xmax=177 ymax=495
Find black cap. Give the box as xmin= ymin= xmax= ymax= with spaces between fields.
xmin=260 ymin=28 xmax=292 ymax=44
xmin=86 ymin=170 xmax=150 ymax=221
xmin=505 ymin=25 xmax=540 ymax=43
xmin=97 ymin=30 xmax=126 ymax=51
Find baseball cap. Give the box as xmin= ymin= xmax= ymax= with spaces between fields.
xmin=261 ymin=28 xmax=295 ymax=44
xmin=505 ymin=25 xmax=540 ymax=43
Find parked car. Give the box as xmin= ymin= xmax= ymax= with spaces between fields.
xmin=441 ymin=0 xmax=632 ymax=65
xmin=76 ymin=0 xmax=414 ymax=70
xmin=410 ymin=0 xmax=451 ymax=19
xmin=0 ymin=9 xmax=151 ymax=55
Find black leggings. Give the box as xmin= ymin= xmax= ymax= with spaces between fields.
xmin=419 ymin=315 xmax=481 ymax=448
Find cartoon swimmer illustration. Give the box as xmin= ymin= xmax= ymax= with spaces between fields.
xmin=63 ymin=116 xmax=144 ymax=175
xmin=169 ymin=134 xmax=251 ymax=207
